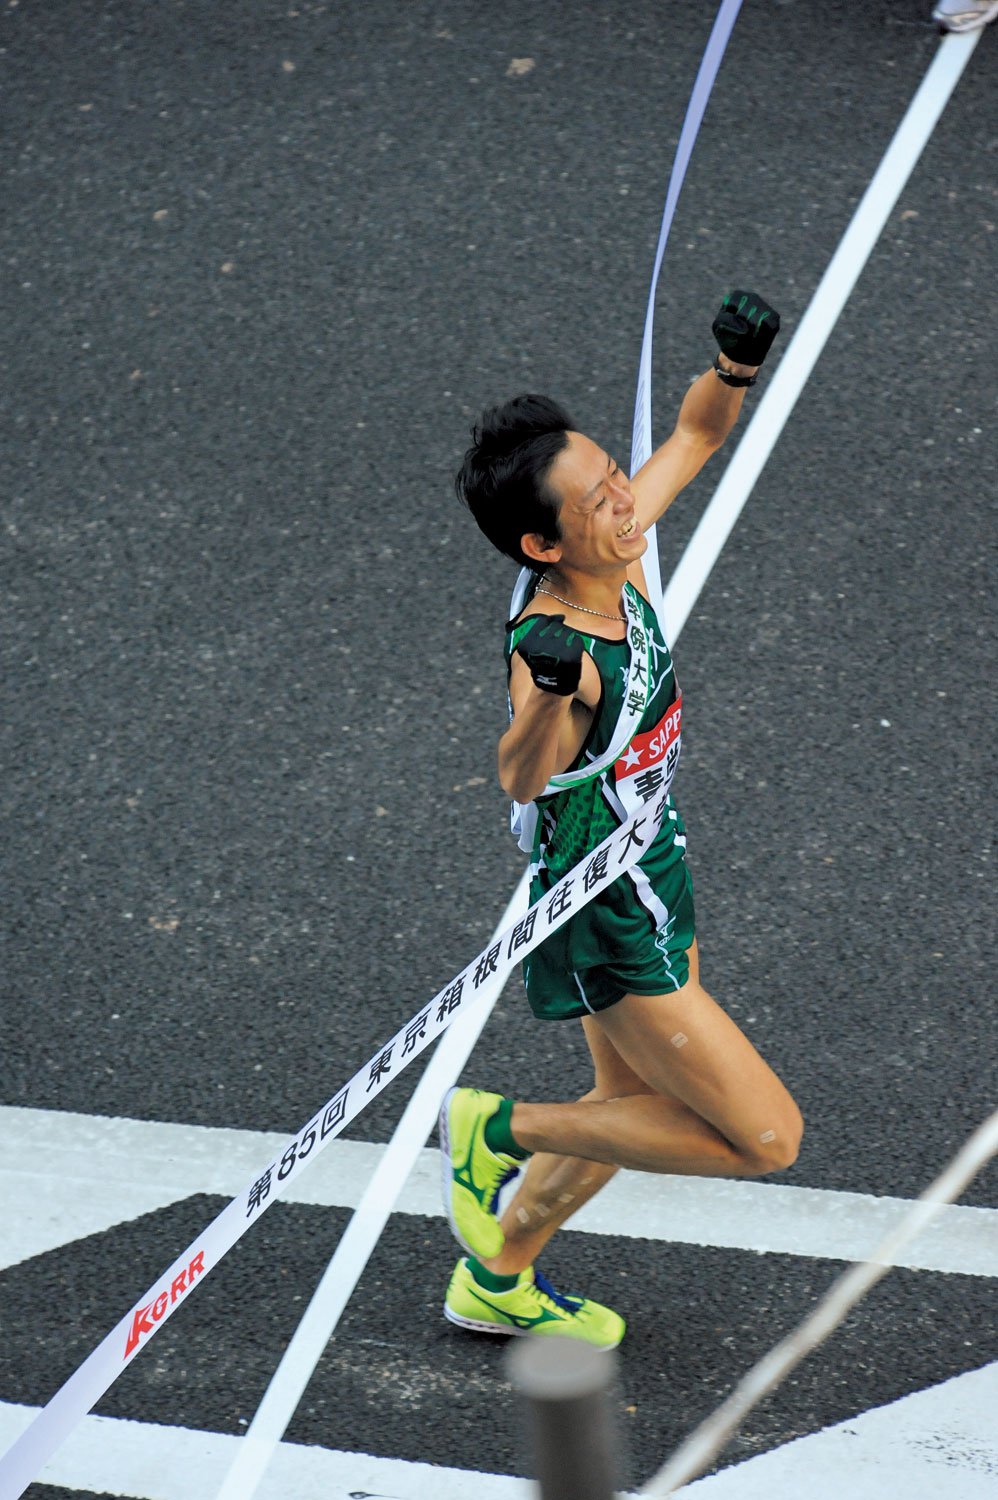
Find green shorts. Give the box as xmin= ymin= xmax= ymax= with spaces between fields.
xmin=522 ymin=849 xmax=696 ymax=1021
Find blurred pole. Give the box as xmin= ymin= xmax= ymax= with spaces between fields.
xmin=506 ymin=1338 xmax=620 ymax=1500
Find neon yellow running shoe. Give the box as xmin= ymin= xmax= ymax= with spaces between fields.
xmin=444 ymin=1258 xmax=626 ymax=1349
xmin=438 ymin=1087 xmax=520 ymax=1259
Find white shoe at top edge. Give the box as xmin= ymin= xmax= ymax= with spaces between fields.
xmin=931 ymin=0 xmax=998 ymax=31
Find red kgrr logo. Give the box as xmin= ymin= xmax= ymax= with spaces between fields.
xmin=124 ymin=1250 xmax=206 ymax=1358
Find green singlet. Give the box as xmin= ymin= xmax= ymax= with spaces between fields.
xmin=505 ymin=579 xmax=695 ymax=1021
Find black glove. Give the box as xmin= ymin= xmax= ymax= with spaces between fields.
xmin=712 ymin=289 xmax=781 ymax=366
xmin=516 ymin=615 xmax=583 ymax=697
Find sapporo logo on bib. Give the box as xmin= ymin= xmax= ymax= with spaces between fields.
xmin=612 ymin=694 xmax=682 ymax=815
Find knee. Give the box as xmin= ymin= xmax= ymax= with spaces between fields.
xmin=743 ymin=1103 xmax=804 ymax=1175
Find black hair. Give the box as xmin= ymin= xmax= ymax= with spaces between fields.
xmin=455 ymin=394 xmax=575 ymax=568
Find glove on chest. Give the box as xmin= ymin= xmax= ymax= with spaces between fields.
xmin=516 ymin=615 xmax=584 ymax=697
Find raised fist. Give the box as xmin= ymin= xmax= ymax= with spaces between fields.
xmin=712 ymin=290 xmax=781 ymax=366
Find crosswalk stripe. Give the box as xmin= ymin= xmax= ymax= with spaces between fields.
xmin=2 ymin=1362 xmax=995 ymax=1500
xmin=2 ymin=1106 xmax=995 ymax=1278
xmin=0 ymin=1401 xmax=537 ymax=1499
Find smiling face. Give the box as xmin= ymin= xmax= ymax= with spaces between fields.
xmin=523 ymin=431 xmax=647 ymax=576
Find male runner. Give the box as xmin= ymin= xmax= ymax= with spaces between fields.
xmin=440 ymin=291 xmax=803 ymax=1348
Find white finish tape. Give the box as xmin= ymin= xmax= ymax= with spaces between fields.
xmin=0 ymin=792 xmax=672 ymax=1499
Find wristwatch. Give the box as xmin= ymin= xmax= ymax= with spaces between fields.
xmin=713 ymin=352 xmax=757 ymax=388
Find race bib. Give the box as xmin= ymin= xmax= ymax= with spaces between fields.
xmin=612 ymin=694 xmax=682 ymax=818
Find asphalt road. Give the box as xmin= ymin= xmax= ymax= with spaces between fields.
xmin=2 ymin=0 xmax=996 ymax=1494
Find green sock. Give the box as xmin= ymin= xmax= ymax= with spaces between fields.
xmin=483 ymin=1096 xmax=530 ymax=1160
xmin=467 ymin=1256 xmax=521 ymax=1293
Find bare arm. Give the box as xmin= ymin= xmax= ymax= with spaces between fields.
xmin=630 ymin=356 xmax=757 ymax=534
xmin=499 ymin=651 xmax=599 ymax=804
xmin=630 ymin=288 xmax=781 ymax=533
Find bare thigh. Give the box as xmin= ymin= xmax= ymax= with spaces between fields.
xmin=581 ymin=938 xmax=705 ymax=1101
xmin=592 ymin=946 xmax=802 ymax=1169
xmin=581 ymin=1013 xmax=657 ymax=1100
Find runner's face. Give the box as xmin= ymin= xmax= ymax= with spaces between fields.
xmin=544 ymin=432 xmax=647 ymax=573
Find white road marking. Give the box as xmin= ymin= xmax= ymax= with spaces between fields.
xmin=0 ymin=1401 xmax=537 ymax=1499
xmin=2 ymin=1106 xmax=995 ymax=1278
xmin=677 ymin=1362 xmax=998 ymax=1499
xmin=1 ymin=1364 xmax=995 ymax=1500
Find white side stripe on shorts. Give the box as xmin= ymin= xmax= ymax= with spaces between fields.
xmin=572 ymin=971 xmax=598 ymax=1014
xmin=601 ymin=781 xmax=682 ymax=991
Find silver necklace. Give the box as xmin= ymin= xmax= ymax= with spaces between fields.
xmin=535 ymin=583 xmax=625 ymax=623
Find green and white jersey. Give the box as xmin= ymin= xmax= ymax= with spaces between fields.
xmin=504 ymin=579 xmax=686 ymax=891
